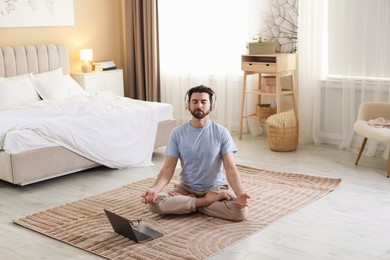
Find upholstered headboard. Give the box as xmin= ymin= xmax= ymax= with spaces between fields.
xmin=0 ymin=44 xmax=70 ymax=77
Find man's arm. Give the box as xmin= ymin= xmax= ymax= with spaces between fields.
xmin=222 ymin=152 xmax=250 ymax=208
xmin=141 ymin=155 xmax=178 ymax=204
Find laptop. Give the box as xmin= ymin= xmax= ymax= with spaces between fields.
xmin=104 ymin=209 xmax=163 ymax=243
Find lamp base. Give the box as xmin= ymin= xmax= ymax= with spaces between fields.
xmin=81 ymin=62 xmax=92 ymax=73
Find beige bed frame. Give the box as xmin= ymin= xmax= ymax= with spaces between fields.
xmin=0 ymin=44 xmax=175 ymax=185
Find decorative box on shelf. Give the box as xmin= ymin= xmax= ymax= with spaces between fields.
xmin=261 ymin=75 xmax=276 ymax=93
xmin=246 ymin=41 xmax=276 ymax=55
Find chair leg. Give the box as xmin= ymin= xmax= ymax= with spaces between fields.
xmin=387 ymin=152 xmax=390 ymax=178
xmin=355 ymin=138 xmax=368 ymax=165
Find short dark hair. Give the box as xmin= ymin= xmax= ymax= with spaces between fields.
xmin=185 ymin=85 xmax=215 ymax=105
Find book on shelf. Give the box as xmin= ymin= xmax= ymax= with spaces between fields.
xmin=94 ymin=65 xmax=116 ymax=71
xmin=93 ymin=60 xmax=116 ymax=71
xmin=92 ymin=60 xmax=115 ymax=67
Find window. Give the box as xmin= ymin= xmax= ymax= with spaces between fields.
xmin=158 ymin=0 xmax=248 ymax=74
xmin=328 ymin=0 xmax=390 ymax=79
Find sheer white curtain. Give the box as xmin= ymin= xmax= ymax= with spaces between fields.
xmin=158 ymin=0 xmax=248 ymax=131
xmin=297 ymin=0 xmax=328 ymax=144
xmin=300 ymin=0 xmax=390 ymax=158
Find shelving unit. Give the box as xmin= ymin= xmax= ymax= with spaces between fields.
xmin=239 ymin=53 xmax=297 ymax=139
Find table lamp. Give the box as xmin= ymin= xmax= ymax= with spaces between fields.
xmin=80 ymin=49 xmax=93 ymax=73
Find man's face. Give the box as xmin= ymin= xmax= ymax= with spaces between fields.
xmin=189 ymin=92 xmax=211 ymax=119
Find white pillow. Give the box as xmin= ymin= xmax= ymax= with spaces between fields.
xmin=33 ymin=67 xmax=63 ymax=80
xmin=32 ymin=74 xmax=88 ymax=100
xmin=0 ymin=77 xmax=41 ymax=106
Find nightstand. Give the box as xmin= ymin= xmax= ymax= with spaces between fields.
xmin=71 ymin=69 xmax=124 ymax=97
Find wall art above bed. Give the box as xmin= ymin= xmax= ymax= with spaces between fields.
xmin=0 ymin=0 xmax=74 ymax=28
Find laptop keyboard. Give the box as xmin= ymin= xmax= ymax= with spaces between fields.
xmin=133 ymin=230 xmax=152 ymax=241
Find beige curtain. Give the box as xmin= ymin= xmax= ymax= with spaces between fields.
xmin=122 ymin=0 xmax=160 ymax=101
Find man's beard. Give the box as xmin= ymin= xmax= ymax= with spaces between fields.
xmin=190 ymin=108 xmax=210 ymax=119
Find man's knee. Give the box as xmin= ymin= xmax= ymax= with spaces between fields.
xmin=147 ymin=194 xmax=168 ymax=214
xmin=148 ymin=202 xmax=164 ymax=214
xmin=229 ymin=207 xmax=248 ymax=221
xmin=199 ymin=201 xmax=248 ymax=221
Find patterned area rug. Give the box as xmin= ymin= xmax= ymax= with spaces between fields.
xmin=14 ymin=165 xmax=341 ymax=259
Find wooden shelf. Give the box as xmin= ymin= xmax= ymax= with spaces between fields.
xmin=245 ymin=89 xmax=294 ymax=96
xmin=239 ymin=53 xmax=297 ymax=139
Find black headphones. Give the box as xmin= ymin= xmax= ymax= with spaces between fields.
xmin=184 ymin=85 xmax=217 ymax=111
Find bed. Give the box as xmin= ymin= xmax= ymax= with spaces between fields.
xmin=0 ymin=43 xmax=176 ymax=185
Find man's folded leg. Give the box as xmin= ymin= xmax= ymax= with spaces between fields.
xmin=148 ymin=192 xmax=197 ymax=215
xmin=198 ymin=200 xmax=248 ymax=221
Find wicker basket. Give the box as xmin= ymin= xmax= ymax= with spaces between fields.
xmin=256 ymin=104 xmax=277 ymax=120
xmin=268 ymin=123 xmax=299 ymax=152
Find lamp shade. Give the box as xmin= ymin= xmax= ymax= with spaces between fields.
xmin=80 ymin=49 xmax=93 ymax=61
xmin=80 ymin=49 xmax=93 ymax=72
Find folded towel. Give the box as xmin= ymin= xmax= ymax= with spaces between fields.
xmin=368 ymin=117 xmax=390 ymax=129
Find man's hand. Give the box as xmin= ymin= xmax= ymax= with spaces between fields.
xmin=233 ymin=193 xmax=250 ymax=209
xmin=141 ymin=188 xmax=158 ymax=204
xmin=141 ymin=156 xmax=178 ymax=204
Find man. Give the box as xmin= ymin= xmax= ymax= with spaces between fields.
xmin=141 ymin=85 xmax=250 ymax=221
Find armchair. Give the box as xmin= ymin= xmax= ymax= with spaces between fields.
xmin=354 ymin=102 xmax=390 ymax=177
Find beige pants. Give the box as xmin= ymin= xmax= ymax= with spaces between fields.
xmin=148 ymin=183 xmax=248 ymax=221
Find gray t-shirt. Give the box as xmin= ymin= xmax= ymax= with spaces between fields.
xmin=165 ymin=120 xmax=237 ymax=191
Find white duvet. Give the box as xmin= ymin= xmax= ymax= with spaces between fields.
xmin=0 ymin=92 xmax=171 ymax=168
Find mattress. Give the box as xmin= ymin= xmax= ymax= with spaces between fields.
xmin=2 ymin=99 xmax=173 ymax=154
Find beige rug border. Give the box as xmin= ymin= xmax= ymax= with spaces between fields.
xmin=13 ymin=165 xmax=342 ymax=259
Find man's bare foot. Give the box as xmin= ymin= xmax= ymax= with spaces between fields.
xmin=195 ymin=191 xmax=231 ymax=208
xmin=205 ymin=191 xmax=231 ymax=202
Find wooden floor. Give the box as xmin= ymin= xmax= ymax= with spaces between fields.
xmin=1 ymin=133 xmax=389 ymax=260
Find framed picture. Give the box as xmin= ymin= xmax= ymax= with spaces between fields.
xmin=0 ymin=0 xmax=74 ymax=28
